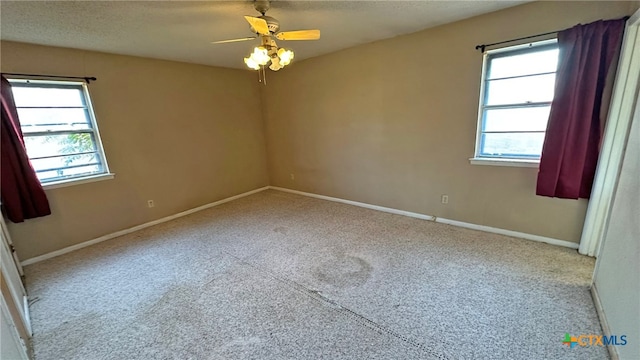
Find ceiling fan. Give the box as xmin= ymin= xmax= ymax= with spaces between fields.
xmin=212 ymin=0 xmax=320 ymax=71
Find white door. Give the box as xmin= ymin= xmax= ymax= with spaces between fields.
xmin=0 ymin=216 xmax=31 ymax=359
xmin=1 ymin=297 xmax=29 ymax=360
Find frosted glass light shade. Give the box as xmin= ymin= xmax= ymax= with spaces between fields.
xmin=244 ymin=57 xmax=260 ymax=70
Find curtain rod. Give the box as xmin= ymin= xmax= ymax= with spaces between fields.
xmin=1 ymin=72 xmax=97 ymax=84
xmin=475 ymin=30 xmax=558 ymax=53
xmin=475 ymin=16 xmax=630 ymax=53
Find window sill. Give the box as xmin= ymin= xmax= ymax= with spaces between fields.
xmin=42 ymin=173 xmax=115 ymax=190
xmin=469 ymin=158 xmax=539 ymax=168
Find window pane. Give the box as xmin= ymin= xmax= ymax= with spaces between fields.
xmin=11 ymin=86 xmax=85 ymax=107
xmin=486 ymin=73 xmax=556 ymax=106
xmin=481 ymin=132 xmax=545 ymax=158
xmin=7 ymin=79 xmax=109 ymax=184
xmin=31 ymin=153 xmax=101 ymax=175
xmin=35 ymin=164 xmax=102 ymax=183
xmin=483 ymin=106 xmax=551 ymax=132
xmin=24 ymin=133 xmax=97 ymax=159
xmin=489 ymin=48 xmax=559 ymax=79
xmin=17 ymin=108 xmax=91 ymax=133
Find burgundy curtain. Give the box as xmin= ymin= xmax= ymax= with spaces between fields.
xmin=1 ymin=75 xmax=51 ymax=222
xmin=536 ymin=19 xmax=626 ymax=199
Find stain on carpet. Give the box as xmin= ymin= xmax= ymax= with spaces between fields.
xmin=273 ymin=226 xmax=288 ymax=234
xmin=314 ymin=255 xmax=373 ymax=288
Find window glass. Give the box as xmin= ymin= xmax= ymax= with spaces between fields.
xmin=9 ymin=79 xmax=109 ymax=183
xmin=475 ymin=40 xmax=559 ymax=160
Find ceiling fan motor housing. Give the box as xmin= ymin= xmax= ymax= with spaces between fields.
xmin=259 ymin=15 xmax=280 ymax=34
xmin=254 ymin=0 xmax=271 ymax=14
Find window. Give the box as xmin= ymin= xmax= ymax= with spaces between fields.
xmin=473 ymin=40 xmax=559 ymax=165
xmin=9 ymin=79 xmax=110 ymax=185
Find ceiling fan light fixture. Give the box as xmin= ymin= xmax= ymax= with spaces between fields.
xmin=277 ymin=48 xmax=294 ymax=66
xmin=245 ymin=46 xmax=293 ymax=71
xmin=244 ymin=57 xmax=260 ymax=70
xmin=249 ymin=46 xmax=270 ymax=66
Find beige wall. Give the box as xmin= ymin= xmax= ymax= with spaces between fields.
xmin=263 ymin=1 xmax=634 ymax=244
xmin=1 ymin=41 xmax=269 ymax=260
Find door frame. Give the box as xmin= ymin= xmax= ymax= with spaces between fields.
xmin=1 ymin=294 xmax=29 ymax=359
xmin=580 ymin=10 xmax=640 ymax=257
xmin=0 ymin=215 xmax=31 ymax=356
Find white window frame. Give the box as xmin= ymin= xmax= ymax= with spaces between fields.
xmin=8 ymin=78 xmax=113 ymax=189
xmin=470 ymin=39 xmax=558 ymax=168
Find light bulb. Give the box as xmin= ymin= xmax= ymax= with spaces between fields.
xmin=251 ymin=47 xmax=270 ymax=66
xmin=277 ymin=48 xmax=294 ymax=66
xmin=244 ymin=57 xmax=260 ymax=70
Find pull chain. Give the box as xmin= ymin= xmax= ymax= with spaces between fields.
xmin=255 ymin=66 xmax=268 ymax=85
xmin=262 ymin=65 xmax=267 ymax=85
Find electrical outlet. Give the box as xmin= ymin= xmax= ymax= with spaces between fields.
xmin=147 ymin=200 xmax=155 ymax=208
xmin=441 ymin=195 xmax=449 ymax=204
xmin=290 ymin=173 xmax=295 ymax=180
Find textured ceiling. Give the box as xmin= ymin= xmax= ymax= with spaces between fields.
xmin=0 ymin=1 xmax=528 ymax=70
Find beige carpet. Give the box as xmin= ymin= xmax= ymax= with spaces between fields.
xmin=24 ymin=190 xmax=606 ymax=359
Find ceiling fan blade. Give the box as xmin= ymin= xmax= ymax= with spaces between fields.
xmin=244 ymin=16 xmax=270 ymax=35
xmin=211 ymin=37 xmax=256 ymax=44
xmin=275 ymin=30 xmax=321 ymax=41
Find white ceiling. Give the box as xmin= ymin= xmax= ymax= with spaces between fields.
xmin=0 ymin=1 xmax=528 ymax=70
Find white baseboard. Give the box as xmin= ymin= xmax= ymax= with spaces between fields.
xmin=20 ymin=186 xmax=270 ymax=266
xmin=22 ymin=185 xmax=578 ymax=266
xmin=434 ymin=218 xmax=579 ymax=249
xmin=591 ymin=284 xmax=618 ymax=360
xmin=269 ymin=186 xmax=578 ymax=250
xmin=269 ymin=186 xmax=436 ymax=221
